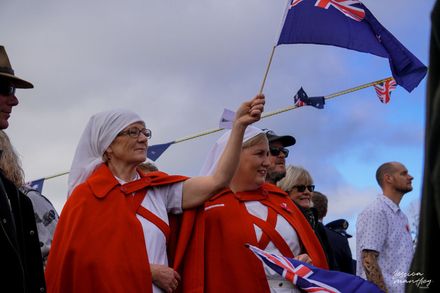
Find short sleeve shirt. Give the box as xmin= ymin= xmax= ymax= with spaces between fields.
xmin=356 ymin=194 xmax=414 ymax=293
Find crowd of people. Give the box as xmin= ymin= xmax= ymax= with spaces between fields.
xmin=1 ymin=4 xmax=439 ymax=289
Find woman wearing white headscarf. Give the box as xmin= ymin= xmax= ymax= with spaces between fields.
xmin=179 ymin=126 xmax=329 ymax=293
xmin=45 ymin=94 xmax=264 ymax=293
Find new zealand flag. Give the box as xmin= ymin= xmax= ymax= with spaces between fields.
xmin=247 ymin=244 xmax=383 ymax=293
xmin=278 ymin=0 xmax=427 ymax=92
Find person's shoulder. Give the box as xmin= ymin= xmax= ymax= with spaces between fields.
xmin=360 ymin=196 xmax=386 ymax=214
xmin=21 ymin=186 xmax=56 ymax=208
xmin=207 ymin=188 xmax=234 ymax=203
xmin=143 ymin=170 xmax=188 ymax=185
xmin=325 ymin=219 xmax=352 ymax=238
xmin=263 ymin=183 xmax=288 ymax=197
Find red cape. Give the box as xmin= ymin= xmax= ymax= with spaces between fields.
xmin=45 ymin=164 xmax=187 ymax=293
xmin=175 ymin=183 xmax=328 ymax=293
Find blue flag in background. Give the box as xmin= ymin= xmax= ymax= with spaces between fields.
xmin=27 ymin=178 xmax=44 ymax=193
xmin=294 ymin=87 xmax=325 ymax=109
xmin=278 ymin=0 xmax=427 ymax=92
xmin=147 ymin=142 xmax=174 ymax=161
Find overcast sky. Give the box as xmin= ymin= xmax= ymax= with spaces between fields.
xmin=1 ymin=0 xmax=435 ymax=251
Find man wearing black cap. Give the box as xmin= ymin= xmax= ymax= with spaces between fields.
xmin=0 ymin=46 xmax=46 ymax=292
xmin=265 ymin=129 xmax=296 ymax=184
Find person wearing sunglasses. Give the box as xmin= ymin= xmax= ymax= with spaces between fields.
xmin=264 ymin=129 xmax=296 ymax=185
xmin=278 ymin=165 xmax=338 ymax=271
xmin=45 ymin=95 xmax=265 ymax=293
xmin=0 ymin=46 xmax=46 ymax=292
xmin=178 ymin=126 xmax=328 ymax=293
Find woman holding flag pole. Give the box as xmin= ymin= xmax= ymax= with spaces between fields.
xmin=45 ymin=94 xmax=264 ymax=293
xmin=177 ymin=126 xmax=328 ymax=292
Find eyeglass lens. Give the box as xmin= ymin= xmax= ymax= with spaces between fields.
xmin=269 ymin=147 xmax=289 ymax=158
xmin=294 ymin=185 xmax=315 ymax=192
xmin=121 ymin=127 xmax=152 ymax=138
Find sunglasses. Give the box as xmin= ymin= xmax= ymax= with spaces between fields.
xmin=293 ymin=185 xmax=315 ymax=192
xmin=0 ymin=84 xmax=16 ymax=96
xmin=118 ymin=127 xmax=152 ymax=139
xmin=269 ymin=147 xmax=289 ymax=158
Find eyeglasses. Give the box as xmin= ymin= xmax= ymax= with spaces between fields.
xmin=0 ymin=84 xmax=16 ymax=96
xmin=118 ymin=127 xmax=152 ymax=139
xmin=269 ymin=147 xmax=289 ymax=158
xmin=293 ymin=185 xmax=315 ymax=192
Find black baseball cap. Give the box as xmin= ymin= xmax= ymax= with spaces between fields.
xmin=264 ymin=129 xmax=296 ymax=147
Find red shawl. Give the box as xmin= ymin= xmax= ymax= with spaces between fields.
xmin=45 ymin=164 xmax=187 ymax=293
xmin=175 ymin=183 xmax=328 ymax=293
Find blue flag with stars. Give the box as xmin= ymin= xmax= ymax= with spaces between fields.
xmin=278 ymin=0 xmax=427 ymax=92
xmin=294 ymin=87 xmax=325 ymax=109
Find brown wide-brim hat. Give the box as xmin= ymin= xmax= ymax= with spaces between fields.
xmin=0 ymin=46 xmax=33 ymax=88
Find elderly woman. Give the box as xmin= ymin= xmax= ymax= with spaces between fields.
xmin=277 ymin=165 xmax=338 ymax=271
xmin=45 ymin=95 xmax=264 ymax=293
xmin=179 ymin=127 xmax=328 ymax=293
xmin=277 ymin=165 xmax=316 ymax=227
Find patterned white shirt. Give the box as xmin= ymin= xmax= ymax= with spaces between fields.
xmin=356 ymin=194 xmax=414 ymax=293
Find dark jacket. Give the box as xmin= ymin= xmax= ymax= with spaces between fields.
xmin=0 ymin=172 xmax=46 ymax=292
xmin=295 ymin=204 xmax=339 ymax=271
xmin=324 ymin=225 xmax=355 ymax=274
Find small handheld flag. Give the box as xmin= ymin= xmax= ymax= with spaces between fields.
xmin=247 ymin=244 xmax=383 ymax=293
xmin=374 ymin=78 xmax=397 ymax=104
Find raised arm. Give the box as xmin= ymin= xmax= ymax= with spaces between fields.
xmin=181 ymin=94 xmax=265 ymax=209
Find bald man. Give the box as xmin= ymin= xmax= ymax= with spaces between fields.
xmin=356 ymin=162 xmax=414 ymax=293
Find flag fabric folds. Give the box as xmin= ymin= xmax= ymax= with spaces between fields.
xmin=374 ymin=78 xmax=397 ymax=103
xmin=147 ymin=142 xmax=174 ymax=161
xmin=247 ymin=244 xmax=383 ymax=293
xmin=294 ymin=87 xmax=325 ymax=109
xmin=26 ymin=178 xmax=45 ymax=193
xmin=278 ymin=0 xmax=427 ymax=92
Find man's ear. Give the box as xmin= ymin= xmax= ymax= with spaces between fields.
xmin=383 ymin=173 xmax=393 ymax=184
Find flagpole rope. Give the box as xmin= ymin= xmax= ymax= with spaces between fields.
xmin=174 ymin=127 xmax=225 ymax=144
xmin=325 ymin=77 xmax=393 ymax=100
xmin=32 ymin=76 xmax=392 ymax=182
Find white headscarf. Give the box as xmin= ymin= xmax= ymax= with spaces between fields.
xmin=67 ymin=109 xmax=143 ymax=195
xmin=199 ymin=126 xmax=264 ymax=176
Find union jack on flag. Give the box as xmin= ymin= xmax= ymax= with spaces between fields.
xmin=314 ymin=0 xmax=365 ymax=21
xmin=374 ymin=78 xmax=397 ymax=103
xmin=278 ymin=0 xmax=427 ymax=92
xmin=289 ymin=0 xmax=365 ymax=21
xmin=246 ymin=244 xmax=383 ymax=293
